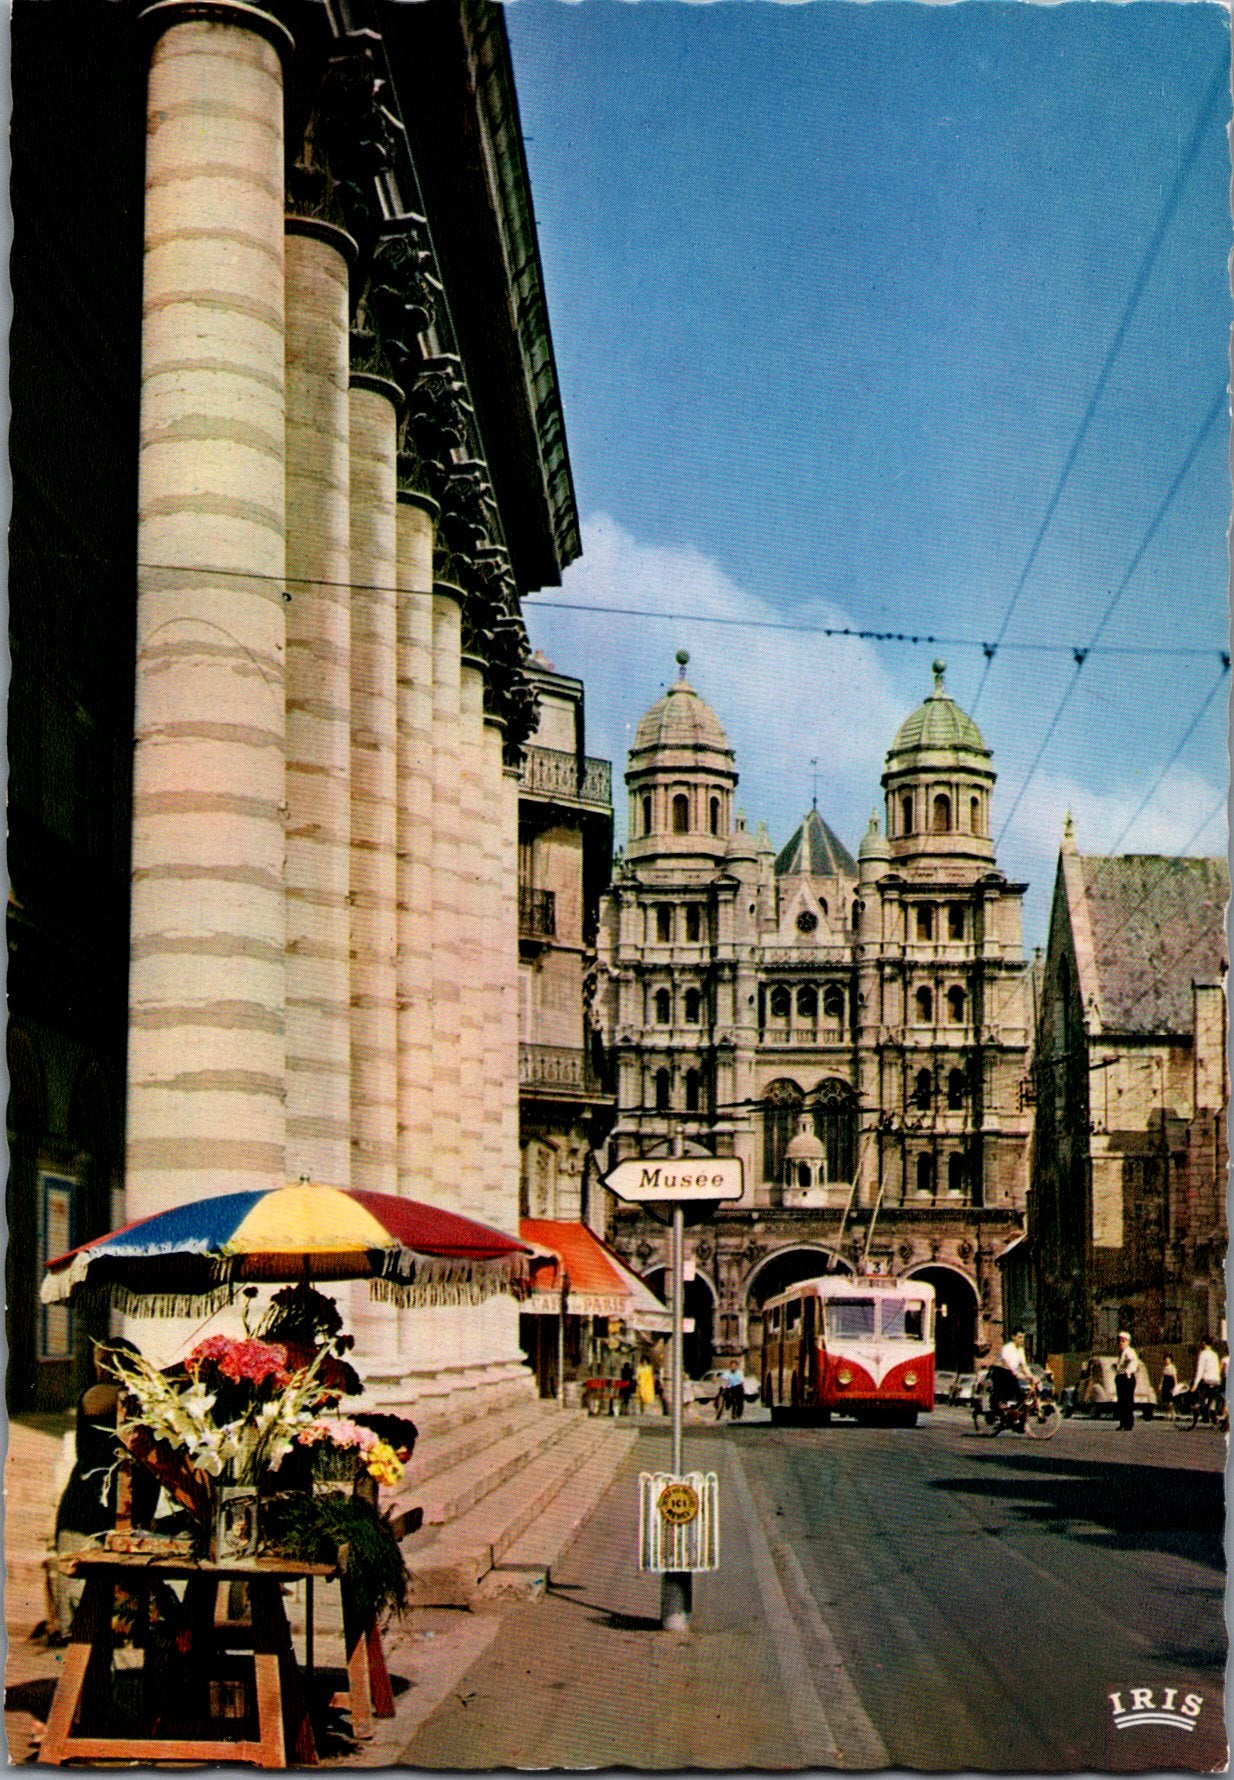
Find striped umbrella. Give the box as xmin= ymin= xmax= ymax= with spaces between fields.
xmin=40 ymin=1181 xmax=530 ymax=1317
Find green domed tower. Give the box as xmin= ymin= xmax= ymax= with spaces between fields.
xmin=882 ymin=661 xmax=995 ymax=876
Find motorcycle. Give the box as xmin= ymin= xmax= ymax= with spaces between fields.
xmin=972 ymin=1378 xmax=1060 ymax=1440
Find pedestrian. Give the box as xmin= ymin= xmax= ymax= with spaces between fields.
xmin=1114 ymin=1330 xmax=1138 ymax=1431
xmin=635 ymin=1356 xmax=657 ymax=1417
xmin=1190 ymin=1338 xmax=1221 ymax=1421
xmin=618 ymin=1360 xmax=635 ymax=1416
xmin=1160 ymin=1354 xmax=1178 ymax=1420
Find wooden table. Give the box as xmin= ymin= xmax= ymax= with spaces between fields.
xmin=41 ymin=1550 xmax=340 ymax=1768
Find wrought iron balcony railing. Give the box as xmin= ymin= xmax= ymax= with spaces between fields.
xmin=518 ymin=884 xmax=557 ymax=938
xmin=518 ymin=1043 xmax=607 ymax=1097
xmin=520 ymin=745 xmax=612 ymax=810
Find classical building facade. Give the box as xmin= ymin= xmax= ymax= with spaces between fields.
xmin=597 ymin=654 xmax=1032 ymax=1375
xmin=1029 ymin=824 xmax=1228 ymax=1367
xmin=517 ymin=655 xmax=615 ymax=1228
xmin=8 ymin=0 xmax=578 ymax=1410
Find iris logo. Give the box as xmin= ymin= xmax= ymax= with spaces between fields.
xmin=1108 ymin=1688 xmax=1204 ymax=1732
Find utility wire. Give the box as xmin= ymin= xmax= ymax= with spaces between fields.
xmin=8 ymin=539 xmax=1226 ymax=665
xmin=996 ymin=386 xmax=1228 ymax=846
xmin=970 ymin=60 xmax=1229 ymax=716
xmin=1105 ymin=661 xmax=1229 ymax=855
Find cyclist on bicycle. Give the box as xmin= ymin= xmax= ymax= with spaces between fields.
xmin=1191 ymin=1340 xmax=1221 ymax=1422
xmin=991 ymin=1328 xmax=1034 ymax=1409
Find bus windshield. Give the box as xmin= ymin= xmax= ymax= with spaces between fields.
xmin=879 ymin=1298 xmax=926 ymax=1340
xmin=825 ymin=1298 xmax=876 ymax=1338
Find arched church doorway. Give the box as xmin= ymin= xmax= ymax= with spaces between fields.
xmin=643 ymin=1268 xmax=715 ymax=1379
xmin=908 ymin=1265 xmax=978 ymax=1371
xmin=744 ymin=1245 xmax=852 ymax=1383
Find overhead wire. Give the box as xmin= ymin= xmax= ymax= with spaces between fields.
xmin=968 ymin=59 xmax=1229 ymax=716
xmin=995 ymin=385 xmax=1228 ymax=847
xmin=1104 ymin=660 xmax=1229 ymax=856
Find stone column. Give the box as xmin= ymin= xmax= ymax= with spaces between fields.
xmin=456 ymin=655 xmax=488 ymax=1220
xmin=348 ymin=374 xmax=401 ymax=1196
xmin=480 ymin=713 xmax=508 ymax=1200
xmin=429 ymin=584 xmax=465 ymax=1204
xmin=284 ymin=218 xmax=355 ymax=1187
xmin=127 ymin=4 xmax=292 ymax=1219
xmin=395 ymin=496 xmax=438 ymax=1190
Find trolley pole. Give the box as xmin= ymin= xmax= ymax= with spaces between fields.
xmin=661 ymin=1137 xmax=692 ymax=1632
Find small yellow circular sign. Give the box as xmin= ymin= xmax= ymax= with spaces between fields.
xmin=658 ymin=1482 xmax=700 ymax=1526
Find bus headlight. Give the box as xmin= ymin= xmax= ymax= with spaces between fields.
xmin=903 ymin=1371 xmax=918 ymax=1387
xmin=837 ymin=1370 xmax=852 ymax=1386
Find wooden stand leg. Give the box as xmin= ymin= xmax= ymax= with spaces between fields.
xmin=40 ymin=1577 xmax=114 ymax=1764
xmin=365 ymin=1616 xmax=395 ymax=1718
xmin=249 ymin=1580 xmax=288 ymax=1769
xmin=250 ymin=1577 xmax=317 ymax=1767
xmin=340 ymin=1581 xmax=374 ymax=1740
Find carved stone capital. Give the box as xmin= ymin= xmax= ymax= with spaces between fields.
xmin=352 ymin=219 xmax=439 ymax=387
xmin=288 ymin=36 xmax=394 ymax=249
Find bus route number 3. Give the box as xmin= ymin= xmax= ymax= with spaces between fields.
xmin=658 ymin=1481 xmax=700 ymax=1525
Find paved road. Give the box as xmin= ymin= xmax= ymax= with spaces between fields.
xmin=397 ymin=1407 xmax=1225 ymax=1771
xmin=736 ymin=1403 xmax=1227 ymax=1771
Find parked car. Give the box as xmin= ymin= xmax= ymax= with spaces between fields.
xmin=1065 ymin=1355 xmax=1157 ymax=1419
xmin=950 ymin=1372 xmax=978 ymax=1406
xmin=693 ymin=1368 xmax=760 ymax=1403
xmin=933 ymin=1370 xmax=958 ymax=1405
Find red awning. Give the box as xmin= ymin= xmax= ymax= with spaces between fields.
xmin=520 ymin=1219 xmax=670 ymax=1329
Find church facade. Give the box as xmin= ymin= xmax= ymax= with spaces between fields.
xmin=596 ymin=654 xmax=1032 ymax=1375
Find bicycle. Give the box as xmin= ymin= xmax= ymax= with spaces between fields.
xmin=1173 ymin=1386 xmax=1229 ymax=1434
xmin=972 ymin=1379 xmax=1060 ymax=1439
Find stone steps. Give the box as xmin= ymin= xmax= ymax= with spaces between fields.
xmin=403 ymin=1417 xmax=637 ymax=1606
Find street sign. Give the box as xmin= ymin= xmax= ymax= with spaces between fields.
xmin=604 ymin=1157 xmax=744 ymax=1203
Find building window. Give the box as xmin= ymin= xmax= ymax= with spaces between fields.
xmin=769 ymin=985 xmax=791 ymax=1021
xmin=948 ymin=903 xmax=965 ymax=940
xmin=901 ymin=794 xmax=913 ymax=835
xmin=915 ymin=986 xmax=933 ymax=1023
xmin=684 ymin=988 xmax=702 ymax=1024
xmin=916 ymin=905 xmax=934 ymax=941
xmin=685 ymin=905 xmax=702 ymax=942
xmin=932 ymin=792 xmax=951 ymax=834
xmin=916 ymin=1153 xmax=934 ymax=1197
xmin=823 ymin=984 xmax=845 ymax=1022
xmin=656 ymin=904 xmax=672 ymax=943
xmin=852 ymin=900 xmax=862 ymax=932
xmin=653 ymin=988 xmax=671 ymax=1025
xmin=948 ymin=1153 xmax=966 ymax=1197
xmin=709 ymin=796 xmax=720 ymax=836
xmin=947 ymin=985 xmax=966 ymax=1024
xmin=672 ymin=793 xmax=690 ymax=834
xmin=685 ymin=1068 xmax=701 ymax=1112
xmin=947 ymin=1067 xmax=966 ymax=1110
xmin=655 ymin=1068 xmax=671 ymax=1112
xmin=797 ymin=986 xmax=817 ymax=1021
xmin=642 ymin=794 xmax=653 ymax=835
xmin=912 ymin=1068 xmax=933 ymax=1111
xmin=811 ymin=1078 xmax=857 ymax=1181
xmin=763 ymin=1079 xmax=804 ymax=1180
xmin=970 ymin=794 xmax=981 ymax=834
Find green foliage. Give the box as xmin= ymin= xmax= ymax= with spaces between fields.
xmin=262 ymin=1490 xmax=410 ymax=1623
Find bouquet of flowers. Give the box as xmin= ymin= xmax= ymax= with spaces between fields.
xmin=295 ymin=1416 xmax=407 ymax=1487
xmin=102 ymin=1333 xmax=342 ymax=1492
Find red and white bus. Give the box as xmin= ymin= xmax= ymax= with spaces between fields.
xmin=760 ymin=1273 xmax=935 ymax=1425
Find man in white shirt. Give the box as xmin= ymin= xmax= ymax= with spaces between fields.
xmin=992 ymin=1328 xmax=1032 ymax=1405
xmin=1191 ymin=1340 xmax=1221 ymax=1420
xmin=1114 ymin=1331 xmax=1138 ymax=1431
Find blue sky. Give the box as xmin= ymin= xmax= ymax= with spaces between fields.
xmin=505 ymin=0 xmax=1231 ymax=948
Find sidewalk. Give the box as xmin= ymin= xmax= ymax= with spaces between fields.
xmin=394 ymin=1424 xmax=885 ymax=1770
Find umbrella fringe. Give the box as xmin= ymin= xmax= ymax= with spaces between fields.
xmin=73 ymin=1282 xmax=241 ymax=1319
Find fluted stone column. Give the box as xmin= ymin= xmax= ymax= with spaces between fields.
xmin=394 ymin=496 xmax=438 ymax=1189
xmin=348 ymin=374 xmax=401 ymax=1195
xmin=456 ymin=655 xmax=488 ymax=1220
xmin=480 ymin=713 xmax=508 ymax=1197
xmin=429 ymin=585 xmax=465 ymax=1203
xmin=284 ymin=219 xmax=354 ymax=1187
xmin=127 ymin=4 xmax=292 ymax=1219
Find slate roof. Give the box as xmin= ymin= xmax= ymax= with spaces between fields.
xmin=775 ymin=807 xmax=857 ymax=878
xmin=1076 ymin=854 xmax=1228 ymax=1036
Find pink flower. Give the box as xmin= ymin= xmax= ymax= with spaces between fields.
xmin=186 ymin=1335 xmax=291 ymax=1390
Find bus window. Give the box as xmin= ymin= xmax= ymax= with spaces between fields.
xmin=767 ymin=1307 xmax=780 ymax=1334
xmin=826 ymin=1298 xmax=875 ymax=1338
xmin=785 ymin=1301 xmax=801 ymax=1332
xmin=879 ymin=1298 xmax=924 ymax=1339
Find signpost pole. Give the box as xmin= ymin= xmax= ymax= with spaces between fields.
xmin=661 ymin=1136 xmax=692 ymax=1632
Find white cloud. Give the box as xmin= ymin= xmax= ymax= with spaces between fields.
xmin=1008 ymin=764 xmax=1228 ymax=863
xmin=524 ymin=512 xmax=907 ymax=856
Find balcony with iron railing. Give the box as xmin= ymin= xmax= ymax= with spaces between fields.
xmin=518 ymin=884 xmax=556 ymax=940
xmin=520 ymin=745 xmax=612 ymax=810
xmin=518 ymin=1043 xmax=610 ymax=1100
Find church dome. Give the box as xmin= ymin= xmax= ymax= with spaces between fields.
xmin=784 ymin=1113 xmax=825 ymax=1162
xmin=632 ymin=651 xmax=731 ymax=756
xmin=888 ymin=661 xmax=987 ymax=759
xmin=857 ymin=811 xmax=889 ymax=861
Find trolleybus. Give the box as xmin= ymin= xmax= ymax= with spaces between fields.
xmin=760 ymin=1273 xmax=935 ymax=1424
